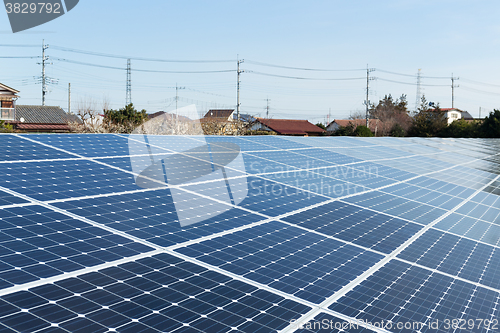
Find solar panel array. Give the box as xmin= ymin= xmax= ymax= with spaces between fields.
xmin=0 ymin=133 xmax=499 ymax=333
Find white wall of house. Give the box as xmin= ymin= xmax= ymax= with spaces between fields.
xmin=250 ymin=122 xmax=272 ymax=131
xmin=326 ymin=122 xmax=340 ymax=132
xmin=445 ymin=110 xmax=462 ymax=124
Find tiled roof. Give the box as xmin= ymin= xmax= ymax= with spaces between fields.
xmin=16 ymin=123 xmax=71 ymax=131
xmin=204 ymin=109 xmax=234 ymax=119
xmin=461 ymin=111 xmax=474 ymax=120
xmin=148 ymin=111 xmax=166 ymax=119
xmin=256 ymin=118 xmax=325 ymax=135
xmin=328 ymin=119 xmax=382 ymax=133
xmin=331 ymin=119 xmax=366 ymax=128
xmin=15 ymin=105 xmax=80 ymax=124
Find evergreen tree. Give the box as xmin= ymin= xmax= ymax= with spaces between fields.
xmin=104 ymin=103 xmax=148 ymax=133
xmin=480 ymin=109 xmax=500 ymax=138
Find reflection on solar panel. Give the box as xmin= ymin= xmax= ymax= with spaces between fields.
xmin=0 ymin=133 xmax=499 ymax=332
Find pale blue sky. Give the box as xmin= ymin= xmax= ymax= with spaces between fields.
xmin=1 ymin=0 xmax=500 ymax=121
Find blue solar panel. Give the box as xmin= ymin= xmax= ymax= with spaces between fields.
xmin=0 ymin=189 xmax=29 ymax=206
xmin=0 ymin=253 xmax=310 ymax=332
xmin=0 ymin=135 xmax=74 ymax=161
xmin=26 ymin=134 xmax=132 ymax=158
xmin=0 ymin=205 xmax=154 ymax=287
xmin=329 ymin=260 xmax=499 ymax=333
xmin=176 ymin=221 xmax=383 ymax=303
xmin=282 ymin=201 xmax=423 ymax=253
xmin=0 ymin=133 xmax=499 ymax=332
xmin=0 ymin=160 xmax=139 ymax=200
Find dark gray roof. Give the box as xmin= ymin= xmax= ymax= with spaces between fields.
xmin=15 ymin=105 xmax=81 ymax=124
xmin=203 ymin=109 xmax=235 ymax=119
xmin=461 ymin=110 xmax=474 ymax=120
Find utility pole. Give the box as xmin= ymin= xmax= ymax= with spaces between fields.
xmin=126 ymin=59 xmax=131 ymax=105
xmin=39 ymin=40 xmax=49 ymax=106
xmin=451 ymin=73 xmax=459 ymax=109
xmin=175 ymin=83 xmax=185 ymax=134
xmin=237 ymin=58 xmax=244 ymax=121
xmin=175 ymin=83 xmax=185 ymax=112
xmin=265 ymin=97 xmax=270 ymax=118
xmin=365 ymin=66 xmax=375 ymax=128
xmin=479 ymin=107 xmax=482 ymax=119
xmin=68 ymin=83 xmax=71 ymax=114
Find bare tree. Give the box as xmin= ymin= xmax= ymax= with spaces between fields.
xmin=201 ymin=118 xmax=256 ymax=135
xmin=349 ymin=110 xmax=366 ymax=120
xmin=68 ymin=98 xmax=126 ymax=133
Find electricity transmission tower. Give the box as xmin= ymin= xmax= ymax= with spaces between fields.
xmin=126 ymin=59 xmax=131 ymax=105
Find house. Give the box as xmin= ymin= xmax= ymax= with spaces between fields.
xmin=148 ymin=111 xmax=166 ymax=120
xmin=251 ymin=118 xmax=325 ymax=136
xmin=203 ymin=109 xmax=235 ymax=122
xmin=0 ymin=83 xmax=19 ymax=122
xmin=326 ymin=119 xmax=384 ymax=134
xmin=438 ymin=108 xmax=474 ymax=125
xmin=423 ymin=108 xmax=474 ymax=125
xmin=327 ymin=119 xmax=366 ymax=133
xmin=14 ymin=105 xmax=80 ymax=132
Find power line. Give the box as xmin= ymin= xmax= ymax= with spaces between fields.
xmin=460 ymin=85 xmax=500 ymax=96
xmin=50 ymin=45 xmax=235 ymax=63
xmin=460 ymin=78 xmax=500 ymax=88
xmin=377 ymin=78 xmax=449 ymax=87
xmin=376 ymin=68 xmax=449 ymax=79
xmin=0 ymin=44 xmax=40 ymax=47
xmin=0 ymin=56 xmax=40 ymax=59
xmin=245 ymin=60 xmax=365 ymax=72
xmin=54 ymin=58 xmax=124 ymax=70
xmin=53 ymin=57 xmax=236 ymax=73
xmin=248 ymin=70 xmax=366 ymax=81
